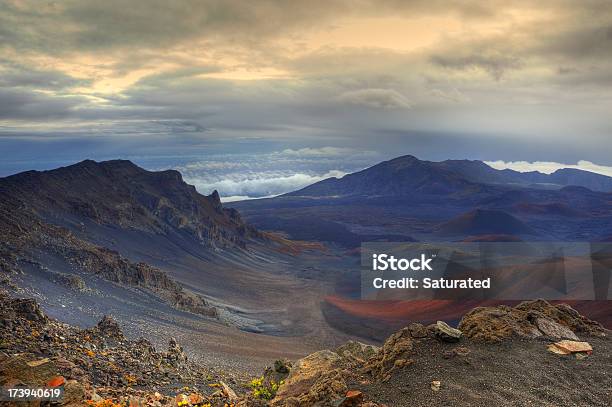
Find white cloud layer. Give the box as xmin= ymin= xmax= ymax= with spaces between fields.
xmin=184 ymin=170 xmax=347 ymax=200
xmin=485 ymin=160 xmax=612 ymax=177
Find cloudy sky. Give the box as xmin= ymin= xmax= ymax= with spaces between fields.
xmin=1 ymin=0 xmax=611 ymax=198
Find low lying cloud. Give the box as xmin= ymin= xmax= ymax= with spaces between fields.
xmin=185 ymin=170 xmax=347 ymax=200
xmin=485 ymin=160 xmax=612 ymax=177
xmin=164 ymin=146 xmax=381 ymax=201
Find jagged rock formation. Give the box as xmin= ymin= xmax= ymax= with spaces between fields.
xmin=0 ymin=159 xmax=265 ymax=317
xmin=0 ymin=293 xmax=237 ymax=405
xmin=263 ymin=300 xmax=610 ymax=407
xmin=270 ymin=350 xmax=347 ymax=406
xmin=0 ymin=159 xmax=259 ymax=248
xmin=0 ymin=206 xmax=216 ymax=316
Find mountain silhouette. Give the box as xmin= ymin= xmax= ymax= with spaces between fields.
xmin=287 ymin=155 xmax=612 ymax=197
xmin=286 ymin=155 xmax=480 ymax=198
xmin=233 ymin=154 xmax=612 ymax=245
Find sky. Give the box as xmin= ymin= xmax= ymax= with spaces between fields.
xmin=1 ymin=0 xmax=611 ymax=199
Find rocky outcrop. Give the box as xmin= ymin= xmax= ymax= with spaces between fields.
xmin=165 ymin=337 xmax=188 ymax=367
xmin=363 ymin=326 xmax=415 ymax=380
xmin=270 ymin=350 xmax=347 ymax=406
xmin=336 ymin=341 xmax=379 ymax=364
xmin=0 ymin=198 xmax=218 ymax=319
xmin=432 ymin=320 xmax=462 ymax=343
xmin=0 ymin=294 xmax=234 ymax=405
xmin=49 ymin=271 xmax=88 ymax=292
xmin=90 ymin=315 xmax=125 ymax=342
xmin=458 ymin=299 xmax=606 ymax=343
xmin=0 ymin=159 xmax=261 ymax=249
xmin=4 ymin=297 xmax=48 ymax=325
xmin=2 ymin=292 xmax=609 ymax=407
xmin=265 ymin=301 xmax=610 ymax=407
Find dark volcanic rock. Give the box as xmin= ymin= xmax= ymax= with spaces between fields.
xmin=165 ymin=337 xmax=188 ymax=366
xmin=94 ymin=315 xmax=125 ymax=340
xmin=0 ymin=187 xmax=219 ymax=318
xmin=0 ymin=159 xmax=260 ymax=248
xmin=9 ymin=297 xmax=48 ymax=323
xmin=0 ymin=159 xmax=263 ymax=320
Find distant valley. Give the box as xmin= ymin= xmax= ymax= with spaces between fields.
xmin=0 ymin=160 xmax=352 ymax=372
xmin=1 ymin=156 xmax=611 ymax=374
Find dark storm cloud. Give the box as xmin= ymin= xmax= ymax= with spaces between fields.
xmin=430 ymin=53 xmax=522 ymax=81
xmin=0 ymin=88 xmax=86 ymax=120
xmin=0 ymin=0 xmax=611 ymax=170
xmin=536 ymin=22 xmax=612 ymax=60
xmin=0 ymin=64 xmax=90 ymax=90
xmin=0 ymin=1 xmax=498 ymax=53
xmin=337 ymin=88 xmax=412 ymax=109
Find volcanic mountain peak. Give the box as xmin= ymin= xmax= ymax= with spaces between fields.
xmin=285 ymin=155 xmax=612 ymax=199
xmin=286 ymin=154 xmax=476 ymax=198
xmin=0 ymin=159 xmax=259 ymax=248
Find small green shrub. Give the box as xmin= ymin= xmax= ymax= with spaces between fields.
xmin=249 ymin=376 xmax=284 ymax=400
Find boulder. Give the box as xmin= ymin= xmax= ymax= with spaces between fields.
xmin=433 ymin=321 xmax=462 ymax=343
xmin=339 ymin=390 xmax=364 ymax=406
xmin=549 ymin=340 xmax=593 ymax=354
xmin=535 ymin=318 xmax=579 ymax=340
xmin=407 ymin=322 xmax=429 ymax=338
xmin=10 ymin=298 xmax=47 ymax=323
xmin=95 ymin=315 xmax=125 ymax=341
xmin=336 ymin=341 xmax=379 ymax=363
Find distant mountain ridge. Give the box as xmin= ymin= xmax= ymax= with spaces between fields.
xmin=233 ymin=154 xmax=612 ymax=245
xmin=439 ymin=159 xmax=612 ymax=192
xmin=287 ymin=155 xmax=612 ymax=197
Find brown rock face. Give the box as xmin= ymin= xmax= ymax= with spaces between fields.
xmin=363 ymin=326 xmax=414 ymax=379
xmin=271 ymin=350 xmax=347 ymax=406
xmin=458 ymin=299 xmax=606 ymax=343
xmin=335 ymin=341 xmax=379 ymax=364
